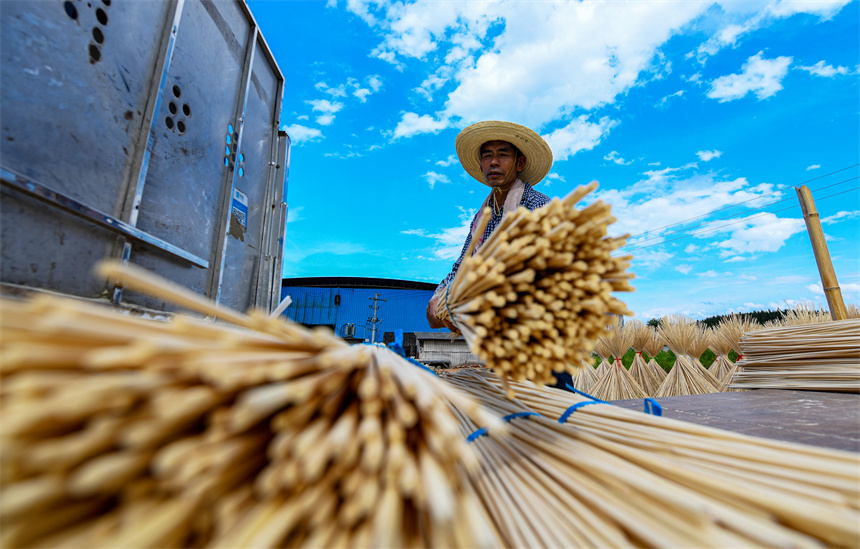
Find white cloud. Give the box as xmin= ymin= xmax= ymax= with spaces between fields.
xmin=696 ymin=150 xmax=722 ymax=162
xmin=334 ymin=1 xmax=851 ymax=138
xmin=798 ymin=60 xmax=852 ymax=77
xmin=771 ymin=275 xmax=810 ymax=285
xmin=806 ymin=164 xmax=821 ymax=171
xmin=307 ymin=99 xmax=344 ymax=114
xmin=632 ymin=249 xmax=673 ymax=269
xmin=712 ymin=212 xmax=806 ymax=254
xmin=658 ymin=90 xmax=685 ymax=109
xmin=353 ymin=75 xmax=384 ymax=102
xmin=435 ymin=154 xmax=458 ymax=167
xmin=282 ymin=124 xmax=323 ymax=145
xmin=604 ymin=151 xmax=631 ymax=165
xmin=675 ymin=264 xmax=693 ymax=275
xmin=391 ymin=112 xmax=449 ymax=139
xmin=821 ymin=210 xmax=860 ymax=225
xmin=424 ymin=171 xmax=450 ymax=189
xmin=545 ymin=173 xmax=566 ymax=186
xmin=315 ymin=81 xmax=348 ymax=98
xmin=316 ymin=114 xmax=336 ymax=126
xmin=708 ymin=52 xmax=792 ymax=102
xmin=415 ymin=73 xmax=449 ymax=102
xmin=545 ymin=116 xmax=618 ymax=162
xmin=403 ymin=206 xmax=477 ymax=260
xmin=697 ymin=270 xmax=720 ymax=278
xmin=286 ymin=206 xmax=305 ymax=223
xmin=684 ymin=244 xmax=699 ymax=253
xmin=807 ymin=283 xmax=823 ymax=295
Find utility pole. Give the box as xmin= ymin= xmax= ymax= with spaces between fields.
xmin=369 ymin=293 xmax=386 ymax=343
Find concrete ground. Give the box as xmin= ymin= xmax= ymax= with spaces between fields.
xmin=612 ymin=389 xmax=860 ymax=452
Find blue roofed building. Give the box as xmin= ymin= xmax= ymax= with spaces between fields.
xmin=280 ymin=276 xmax=450 ymax=344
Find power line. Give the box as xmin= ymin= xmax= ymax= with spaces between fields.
xmin=617 ymin=185 xmax=860 ymax=253
xmin=619 ymin=163 xmax=859 ymax=243
xmin=619 ymin=176 xmax=859 ymax=249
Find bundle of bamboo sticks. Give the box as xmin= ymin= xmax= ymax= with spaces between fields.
xmin=435 ymin=182 xmax=633 ymax=387
xmin=641 ymin=323 xmax=668 ymax=383
xmin=0 ymin=262 xmax=504 ymax=548
xmin=708 ymin=325 xmax=735 ymax=388
xmin=711 ymin=314 xmax=759 ymax=390
xmin=442 ymin=368 xmax=860 ymax=548
xmin=687 ymin=322 xmax=712 ymax=373
xmin=655 ymin=315 xmax=721 ymax=397
xmin=593 ymin=337 xmax=613 ymax=378
xmin=588 ymin=320 xmax=646 ymax=401
xmin=628 ymin=321 xmax=665 ymax=396
xmin=729 ymin=319 xmax=860 ymax=392
xmin=570 ymin=359 xmax=599 ymax=394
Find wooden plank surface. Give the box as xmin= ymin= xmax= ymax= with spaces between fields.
xmin=611 ymin=389 xmax=860 ymax=452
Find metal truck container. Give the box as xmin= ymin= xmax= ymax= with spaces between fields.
xmin=0 ymin=0 xmax=288 ymax=313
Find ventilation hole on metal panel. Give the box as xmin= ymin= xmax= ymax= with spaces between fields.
xmin=95 ymin=8 xmax=108 ymax=25
xmin=224 ymin=157 xmax=229 ymax=167
xmin=232 ymin=142 xmax=237 ymax=151
xmin=182 ymin=103 xmax=191 ymax=116
xmin=239 ymin=153 xmax=244 ymax=162
xmin=228 ymin=123 xmax=234 ymax=133
xmin=102 ymin=0 xmax=111 ymax=5
xmin=92 ymin=27 xmax=104 ymax=44
xmin=88 ymin=44 xmax=101 ymax=63
xmin=168 ymin=102 xmax=177 ymax=115
xmin=176 ymin=120 xmax=186 ymax=134
xmin=172 ymin=85 xmax=181 ymax=98
xmin=225 ymin=145 xmax=230 ymax=155
xmin=233 ymin=131 xmax=239 ymax=140
xmin=64 ymin=1 xmax=78 ymax=20
xmin=226 ymin=134 xmax=231 ymax=144
xmin=231 ymin=153 xmax=235 ymax=162
xmin=165 ymin=116 xmax=174 ymax=130
xmin=238 ymin=168 xmax=244 ymax=177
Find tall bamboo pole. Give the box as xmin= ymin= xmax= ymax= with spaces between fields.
xmin=795 ymin=185 xmax=848 ymax=321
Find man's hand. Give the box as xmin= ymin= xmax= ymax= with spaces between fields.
xmin=427 ymin=294 xmax=462 ymax=334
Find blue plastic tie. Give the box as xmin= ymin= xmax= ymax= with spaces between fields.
xmin=564 ymin=384 xmax=609 ymax=404
xmin=466 ymin=427 xmax=488 ymax=443
xmin=502 ymin=411 xmax=541 ymax=422
xmin=558 ymin=401 xmax=602 ymax=423
xmin=643 ymin=398 xmax=662 ymax=416
xmin=467 ymin=411 xmax=542 ymax=443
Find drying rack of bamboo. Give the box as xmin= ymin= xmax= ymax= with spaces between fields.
xmin=593 ymin=336 xmax=613 ymax=378
xmin=729 ymin=319 xmax=860 ymax=392
xmin=628 ymin=321 xmax=665 ymax=396
xmin=588 ymin=320 xmax=645 ymax=401
xmin=570 ymin=359 xmax=599 ymax=394
xmin=655 ymin=315 xmax=721 ymax=397
xmin=434 ymin=182 xmax=633 ymax=389
xmin=0 ymin=261 xmax=505 ymax=548
xmin=712 ymin=314 xmax=759 ymax=391
xmin=442 ymin=368 xmax=859 ymax=548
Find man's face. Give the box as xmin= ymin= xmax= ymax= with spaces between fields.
xmin=480 ymin=140 xmax=526 ymax=188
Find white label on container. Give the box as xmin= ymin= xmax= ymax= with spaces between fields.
xmin=232 ymin=188 xmax=248 ymax=228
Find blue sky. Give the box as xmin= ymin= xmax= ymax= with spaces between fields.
xmin=248 ymin=0 xmax=859 ymax=321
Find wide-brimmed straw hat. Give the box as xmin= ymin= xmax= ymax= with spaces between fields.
xmin=455 ymin=120 xmax=553 ymax=186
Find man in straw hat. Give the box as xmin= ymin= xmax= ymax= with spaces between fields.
xmin=426 ymin=120 xmax=553 ymax=332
